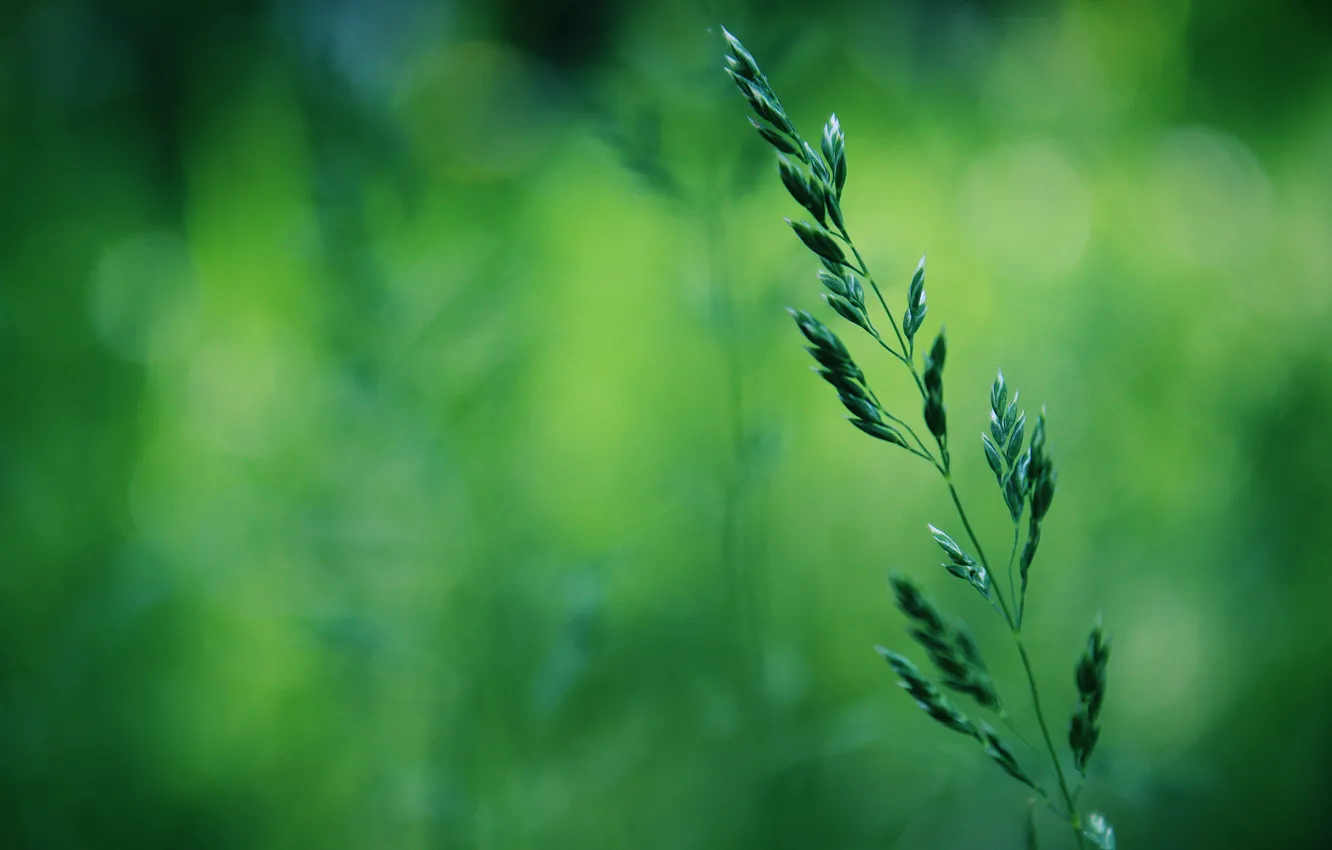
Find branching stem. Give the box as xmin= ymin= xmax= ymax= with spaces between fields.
xmin=723 ymin=50 xmax=1100 ymax=845
xmin=842 ymin=218 xmax=1089 ymax=850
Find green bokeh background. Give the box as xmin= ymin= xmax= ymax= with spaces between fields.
xmin=3 ymin=0 xmax=1331 ymax=847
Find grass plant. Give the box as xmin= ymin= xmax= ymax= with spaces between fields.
xmin=720 ymin=27 xmax=1115 ymax=849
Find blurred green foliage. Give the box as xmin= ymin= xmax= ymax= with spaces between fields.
xmin=2 ymin=0 xmax=1331 ymax=847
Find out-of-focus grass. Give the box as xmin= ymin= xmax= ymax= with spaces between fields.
xmin=2 ymin=1 xmax=1331 ymax=848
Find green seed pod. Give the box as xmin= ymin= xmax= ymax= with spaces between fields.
xmin=924 ymin=329 xmax=947 ymax=401
xmin=990 ymin=410 xmax=1006 ymax=447
xmin=1015 ymin=448 xmax=1031 ymax=494
xmin=838 ymin=391 xmax=880 ymax=423
xmin=805 ymin=345 xmax=844 ymax=375
xmin=982 ymin=433 xmax=1004 ymax=483
xmin=849 ymin=418 xmax=904 ymax=445
xmin=928 ymin=523 xmax=975 ymax=567
xmin=1081 ymin=813 xmax=1116 ymax=850
xmin=1003 ymin=395 xmax=1021 ymax=434
xmin=816 ymin=268 xmax=848 ymax=298
xmin=788 ymin=308 xmax=841 ymax=353
xmin=722 ymin=27 xmax=765 ymax=86
xmin=807 ymin=177 xmax=831 ymax=226
xmin=777 ymin=155 xmax=823 ymax=224
xmin=1069 ymin=621 xmax=1111 ymax=775
xmin=845 ymin=273 xmax=865 ymax=308
xmin=748 ymin=117 xmax=801 ymax=156
xmin=820 ymin=114 xmax=847 ymax=198
xmin=925 ymin=397 xmax=947 ymax=439
xmin=904 ymin=255 xmax=927 ymax=341
xmin=724 ymin=67 xmax=754 ymax=98
xmin=991 ymin=369 xmax=1008 ymax=417
xmin=1031 ymin=467 xmax=1056 ymax=520
xmin=802 ymin=141 xmax=831 ymax=183
xmin=746 ymin=88 xmax=791 ymax=135
xmin=981 ymin=723 xmax=1034 ymax=787
xmin=1005 ymin=412 xmax=1026 ymax=463
xmin=820 ymin=115 xmax=841 ymax=170
xmin=822 ymin=183 xmax=844 ymax=231
xmin=812 ymin=367 xmax=850 ymax=396
xmin=1003 ymin=469 xmax=1024 ymax=522
xmin=876 ymin=648 xmax=978 ymax=738
xmin=786 ymin=218 xmax=846 ymax=266
xmin=824 ymin=293 xmax=868 ymax=330
xmin=927 ymin=328 xmax=947 ymax=371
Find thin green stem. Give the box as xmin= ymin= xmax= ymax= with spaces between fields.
xmin=1018 ymin=517 xmax=1036 ymax=630
xmin=1029 ymin=783 xmax=1071 ymax=821
xmin=861 ymin=389 xmax=940 ymax=467
xmin=1007 ymin=525 xmax=1020 ymax=626
xmin=945 ymin=479 xmax=1010 ymax=625
xmin=828 ymin=202 xmax=929 ymax=409
xmin=822 ymin=150 xmax=1084 ymax=848
xmin=878 ymin=405 xmax=936 ymax=462
xmin=899 ymin=444 xmax=936 ymax=463
xmin=945 ymin=477 xmax=1084 ymax=846
xmin=1018 ymin=639 xmax=1086 ymax=849
xmin=859 ymin=262 xmax=905 ymax=351
xmin=869 ymin=329 xmax=907 ymax=364
xmin=839 ymin=233 xmax=909 ymax=355
xmin=997 ymin=710 xmax=1044 ymax=768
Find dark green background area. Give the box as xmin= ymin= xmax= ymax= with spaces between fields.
xmin=2 ymin=0 xmax=1330 ymax=847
